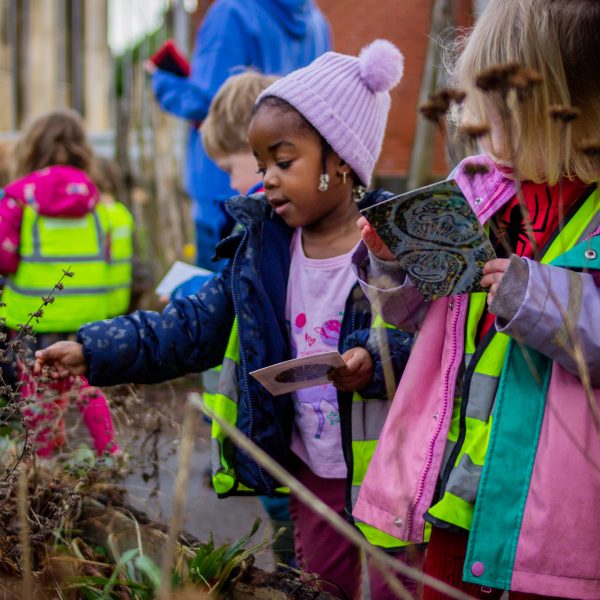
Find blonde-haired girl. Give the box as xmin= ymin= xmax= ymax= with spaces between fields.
xmin=354 ymin=0 xmax=600 ymax=597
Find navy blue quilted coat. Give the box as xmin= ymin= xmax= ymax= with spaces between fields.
xmin=78 ymin=191 xmax=412 ymax=494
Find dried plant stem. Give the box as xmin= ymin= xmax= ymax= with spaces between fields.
xmin=189 ymin=393 xmax=476 ymax=600
xmin=371 ymin=305 xmax=397 ymax=401
xmin=18 ymin=468 xmax=33 ymax=598
xmin=158 ymin=400 xmax=197 ymax=599
xmin=501 ymin=103 xmax=539 ymax=260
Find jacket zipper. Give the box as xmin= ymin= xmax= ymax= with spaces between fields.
xmin=405 ymin=178 xmax=510 ymax=534
xmin=479 ymin=180 xmax=510 ymax=223
xmin=230 ymin=227 xmax=272 ymax=495
xmin=406 ymin=295 xmax=463 ymax=539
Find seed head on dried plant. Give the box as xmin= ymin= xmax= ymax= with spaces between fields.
xmin=549 ymin=105 xmax=580 ymax=123
xmin=0 ymin=266 xmax=76 ymax=481
xmin=419 ymin=87 xmax=468 ymax=166
xmin=475 ymin=63 xmax=542 ymax=106
xmin=458 ymin=123 xmax=490 ymax=140
xmin=578 ymin=140 xmax=600 ymax=158
xmin=419 ymin=87 xmax=466 ymax=125
xmin=463 ymin=161 xmax=491 ymax=180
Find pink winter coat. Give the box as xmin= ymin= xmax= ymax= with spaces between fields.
xmin=352 ymin=156 xmax=600 ymax=598
xmin=0 ymin=166 xmax=99 ymax=273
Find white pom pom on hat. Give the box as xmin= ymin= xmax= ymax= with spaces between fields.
xmin=257 ymin=39 xmax=405 ymax=186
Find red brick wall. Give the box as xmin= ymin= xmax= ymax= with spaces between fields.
xmin=317 ymin=0 xmax=473 ymax=180
xmin=192 ymin=1 xmax=474 ymax=182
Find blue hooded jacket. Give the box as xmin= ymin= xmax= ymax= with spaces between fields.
xmin=152 ymin=0 xmax=331 ymax=269
xmin=77 ymin=191 xmax=412 ymax=495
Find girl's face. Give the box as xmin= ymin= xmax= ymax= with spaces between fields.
xmin=248 ymin=105 xmax=353 ymax=230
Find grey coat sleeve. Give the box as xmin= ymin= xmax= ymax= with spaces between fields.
xmin=492 ymin=257 xmax=600 ymax=386
xmin=352 ymin=242 xmax=428 ymax=333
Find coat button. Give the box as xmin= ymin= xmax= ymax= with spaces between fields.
xmin=474 ymin=197 xmax=483 ymax=205
xmin=394 ymin=517 xmax=403 ymax=527
xmin=584 ymin=248 xmax=597 ymax=260
xmin=471 ymin=561 xmax=485 ymax=577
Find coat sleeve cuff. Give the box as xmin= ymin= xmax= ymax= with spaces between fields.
xmin=490 ymin=255 xmax=529 ymax=323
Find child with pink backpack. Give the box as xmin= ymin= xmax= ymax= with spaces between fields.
xmin=0 ymin=109 xmax=119 ymax=458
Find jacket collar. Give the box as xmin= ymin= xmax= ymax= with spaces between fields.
xmin=225 ymin=193 xmax=271 ymax=227
xmin=454 ymin=154 xmax=516 ymax=223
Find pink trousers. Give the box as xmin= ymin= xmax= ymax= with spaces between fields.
xmin=289 ymin=459 xmax=424 ymax=599
xmin=20 ymin=370 xmax=118 ymax=458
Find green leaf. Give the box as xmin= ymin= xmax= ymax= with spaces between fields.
xmin=134 ymin=555 xmax=162 ymax=590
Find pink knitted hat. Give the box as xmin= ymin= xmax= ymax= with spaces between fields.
xmin=257 ymin=39 xmax=404 ymax=186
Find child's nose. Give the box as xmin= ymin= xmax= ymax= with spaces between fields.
xmin=263 ymin=170 xmax=278 ymax=190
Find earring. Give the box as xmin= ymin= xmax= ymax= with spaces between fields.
xmin=342 ymin=171 xmax=347 ymax=185
xmin=352 ymin=185 xmax=366 ymax=204
xmin=319 ymin=173 xmax=330 ymax=192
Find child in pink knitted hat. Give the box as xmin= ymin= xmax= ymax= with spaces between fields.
xmin=35 ymin=42 xmax=416 ymax=597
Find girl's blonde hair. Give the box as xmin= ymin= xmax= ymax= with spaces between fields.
xmin=201 ymin=71 xmax=278 ymax=160
xmin=454 ymin=0 xmax=600 ymax=184
xmin=14 ymin=109 xmax=94 ymax=178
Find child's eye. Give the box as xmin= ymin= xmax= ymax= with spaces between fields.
xmin=277 ymin=161 xmax=292 ymax=170
xmin=256 ymin=167 xmax=266 ymax=176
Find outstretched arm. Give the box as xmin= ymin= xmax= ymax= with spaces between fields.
xmin=36 ymin=269 xmax=235 ymax=387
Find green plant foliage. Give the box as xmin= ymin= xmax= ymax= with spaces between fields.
xmin=189 ymin=517 xmax=272 ymax=595
xmin=66 ymin=517 xmax=277 ymax=599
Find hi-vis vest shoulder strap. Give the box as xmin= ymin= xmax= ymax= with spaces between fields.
xmin=104 ymin=201 xmax=134 ymax=316
xmin=427 ymin=186 xmax=600 ymax=531
xmin=0 ymin=203 xmax=111 ymax=332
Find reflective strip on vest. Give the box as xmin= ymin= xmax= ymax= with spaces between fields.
xmin=207 ymin=320 xmax=288 ymax=497
xmin=0 ymin=204 xmax=111 ymax=332
xmin=104 ymin=202 xmax=133 ymax=316
xmin=428 ymin=188 xmax=600 ymax=530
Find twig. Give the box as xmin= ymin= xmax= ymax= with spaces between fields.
xmin=158 ymin=400 xmax=197 ymax=598
xmin=18 ymin=468 xmax=33 ymax=598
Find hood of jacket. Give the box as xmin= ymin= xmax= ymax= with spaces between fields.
xmin=257 ymin=0 xmax=320 ymax=38
xmin=4 ymin=165 xmax=99 ymax=218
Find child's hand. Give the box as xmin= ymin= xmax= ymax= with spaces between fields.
xmin=330 ymin=347 xmax=374 ymax=392
xmin=357 ymin=216 xmax=395 ymax=261
xmin=481 ymin=258 xmax=511 ymax=306
xmin=34 ymin=341 xmax=87 ymax=379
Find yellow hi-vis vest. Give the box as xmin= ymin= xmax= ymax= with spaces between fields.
xmin=104 ymin=200 xmax=134 ymax=316
xmin=208 ymin=316 xmax=422 ymax=549
xmin=0 ymin=203 xmax=112 ymax=332
xmin=427 ymin=187 xmax=600 ymax=530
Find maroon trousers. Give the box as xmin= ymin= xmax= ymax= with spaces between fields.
xmin=423 ymin=527 xmax=566 ymax=600
xmin=289 ymin=459 xmax=424 ymax=599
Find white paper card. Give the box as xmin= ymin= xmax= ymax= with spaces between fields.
xmin=249 ymin=351 xmax=346 ymax=396
xmin=155 ymin=261 xmax=214 ymax=296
